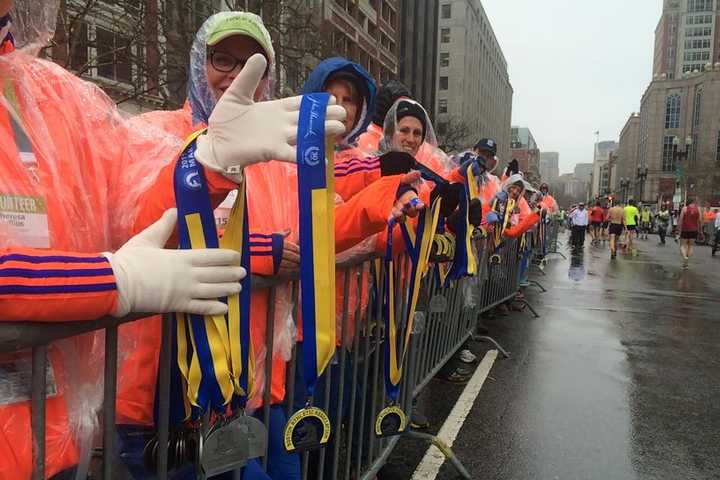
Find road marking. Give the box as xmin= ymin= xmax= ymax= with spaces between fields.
xmin=411 ymin=349 xmax=498 ymax=480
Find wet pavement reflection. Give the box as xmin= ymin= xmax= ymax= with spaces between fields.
xmin=385 ymin=232 xmax=720 ymax=480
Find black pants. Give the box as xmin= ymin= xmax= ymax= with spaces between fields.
xmin=658 ymin=225 xmax=667 ymax=244
xmin=571 ymin=225 xmax=586 ymax=247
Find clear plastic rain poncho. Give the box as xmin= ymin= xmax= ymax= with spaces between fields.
xmin=125 ymin=11 xmax=299 ymax=411
xmin=378 ymin=98 xmax=453 ymax=176
xmin=0 ymin=2 xmax=184 ymax=479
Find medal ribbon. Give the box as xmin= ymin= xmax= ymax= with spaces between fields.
xmin=492 ymin=197 xmax=515 ymax=248
xmin=172 ymin=131 xmax=252 ymax=419
xmin=384 ymin=199 xmax=441 ymax=401
xmin=297 ymin=93 xmax=336 ymax=397
xmin=444 ymin=161 xmax=480 ymax=283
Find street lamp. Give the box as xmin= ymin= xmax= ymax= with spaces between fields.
xmin=636 ymin=166 xmax=648 ymax=203
xmin=672 ymin=135 xmax=693 ymax=205
xmin=619 ymin=177 xmax=631 ymax=203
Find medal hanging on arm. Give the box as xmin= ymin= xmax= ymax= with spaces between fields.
xmin=376 ymin=198 xmax=441 ymax=437
xmin=283 ymin=93 xmax=336 ymax=454
xmin=169 ymin=131 xmax=266 ymax=476
xmin=489 ymin=197 xmax=515 ymax=265
xmin=443 ymin=160 xmax=480 ymax=284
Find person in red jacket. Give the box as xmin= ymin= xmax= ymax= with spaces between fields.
xmin=0 ymin=1 xmax=330 ymax=478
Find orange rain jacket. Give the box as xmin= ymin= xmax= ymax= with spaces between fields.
xmin=0 ymin=47 xmax=182 ymax=479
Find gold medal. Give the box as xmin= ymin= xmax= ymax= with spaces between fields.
xmin=374 ymin=405 xmax=407 ymax=438
xmin=283 ymin=406 xmax=332 ymax=454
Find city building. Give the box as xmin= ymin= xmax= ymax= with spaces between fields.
xmin=435 ymin=0 xmax=513 ymax=159
xmin=539 ymin=152 xmax=560 ymax=184
xmin=557 ymin=173 xmax=588 ymax=206
xmin=398 ymin=0 xmax=439 ymax=120
xmin=591 ymin=140 xmax=618 ymax=198
xmin=52 ymin=1 xmax=403 ymax=114
xmin=574 ymin=163 xmax=594 ymax=184
xmin=638 ymin=67 xmax=720 ymax=206
xmin=653 ymin=0 xmax=720 ymax=80
xmin=614 ymin=113 xmax=641 ymax=201
xmin=630 ymin=0 xmax=720 ymax=207
xmin=510 ymin=126 xmax=540 ymax=183
xmin=322 ymin=0 xmax=399 ymax=84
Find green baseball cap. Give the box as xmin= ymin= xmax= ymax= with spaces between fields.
xmin=206 ymin=13 xmax=274 ymax=63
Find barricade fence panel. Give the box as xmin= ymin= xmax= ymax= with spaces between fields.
xmin=0 ymin=231 xmax=529 ymax=480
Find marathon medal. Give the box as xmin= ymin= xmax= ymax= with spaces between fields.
xmin=283 ymin=404 xmax=332 ymax=454
xmin=375 ymin=405 xmax=408 ymax=438
xmin=284 ymin=93 xmax=336 ymax=453
xmin=173 ymin=131 xmax=265 ymax=472
xmin=200 ymin=413 xmax=267 ymax=476
xmin=376 ymin=200 xmax=441 ymax=437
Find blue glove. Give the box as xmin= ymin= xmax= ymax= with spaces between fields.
xmin=486 ymin=211 xmax=500 ymax=224
xmin=495 ymin=191 xmax=508 ymax=203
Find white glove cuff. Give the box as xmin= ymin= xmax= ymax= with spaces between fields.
xmin=195 ymin=135 xmax=246 ymax=184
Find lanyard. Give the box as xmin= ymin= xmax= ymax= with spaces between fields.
xmin=296 ymin=93 xmax=336 ymax=398
xmin=444 ymin=160 xmax=480 ymax=283
xmin=383 ymin=198 xmax=441 ymax=401
xmin=171 ymin=131 xmax=252 ymax=419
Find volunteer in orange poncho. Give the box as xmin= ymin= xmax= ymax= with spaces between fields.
xmin=538 ymin=183 xmax=559 ymax=214
xmin=485 ymin=173 xmax=542 ymax=238
xmin=124 ymin=12 xmax=422 ymax=480
xmin=0 ymin=1 xmax=318 ymax=478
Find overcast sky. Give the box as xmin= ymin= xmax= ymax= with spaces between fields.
xmin=483 ymin=0 xmax=663 ymax=174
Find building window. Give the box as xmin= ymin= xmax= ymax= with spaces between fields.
xmin=688 ymin=0 xmax=713 ymax=12
xmin=690 ymin=133 xmax=699 ymax=164
xmin=441 ymin=4 xmax=452 ymax=19
xmin=438 ymin=99 xmax=448 ymax=113
xmin=96 ymin=27 xmax=132 ymax=83
xmin=693 ymin=90 xmax=702 ymax=127
xmin=441 ymin=28 xmax=451 ymax=43
xmin=439 ymin=76 xmax=448 ymax=90
xmin=683 ymin=50 xmax=710 ymax=61
xmin=715 ymin=131 xmax=720 ymax=163
xmin=662 ymin=135 xmax=676 ymax=172
xmin=440 ymin=52 xmax=450 ymax=67
xmin=665 ymin=94 xmax=681 ymax=128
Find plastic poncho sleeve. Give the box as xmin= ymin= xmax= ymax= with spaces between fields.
xmin=334 ymin=154 xmax=381 ymax=202
xmin=0 ymin=246 xmax=118 ymax=321
xmin=130 ymin=138 xmax=239 ymax=240
xmin=334 ymin=175 xmax=403 ymax=253
xmin=504 ymin=211 xmax=541 ymax=238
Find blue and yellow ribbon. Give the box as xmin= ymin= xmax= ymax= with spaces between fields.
xmin=170 ymin=130 xmax=253 ymax=420
xmin=444 ymin=161 xmax=481 ymax=283
xmin=384 ymin=198 xmax=441 ymax=401
xmin=296 ymin=93 xmax=336 ymax=398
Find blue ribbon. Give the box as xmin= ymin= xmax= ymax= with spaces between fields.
xmin=297 ymin=93 xmax=333 ymax=397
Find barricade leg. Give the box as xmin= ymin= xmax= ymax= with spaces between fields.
xmin=405 ymin=431 xmax=472 ymax=480
xmin=472 ymin=334 xmax=511 ymax=359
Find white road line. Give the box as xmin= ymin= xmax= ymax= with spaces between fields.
xmin=411 ymin=349 xmax=498 ymax=480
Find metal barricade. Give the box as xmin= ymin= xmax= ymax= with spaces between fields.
xmin=0 ymin=232 xmax=534 ymax=480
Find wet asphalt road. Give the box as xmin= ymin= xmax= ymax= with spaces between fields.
xmin=384 ymin=232 xmax=720 ymax=480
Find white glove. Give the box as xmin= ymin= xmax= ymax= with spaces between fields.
xmin=105 ymin=209 xmax=246 ymax=317
xmin=195 ymin=53 xmax=347 ymax=182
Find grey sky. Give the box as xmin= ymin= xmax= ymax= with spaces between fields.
xmin=483 ymin=0 xmax=662 ymax=174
